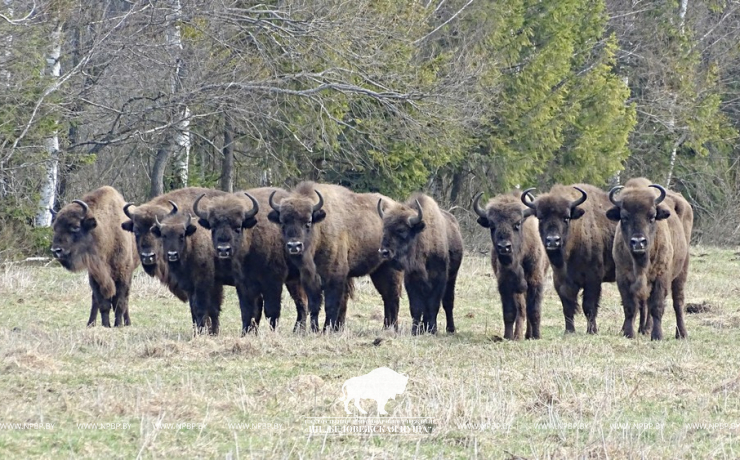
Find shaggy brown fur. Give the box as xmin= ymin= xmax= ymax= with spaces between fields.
xmin=52 ymin=186 xmax=139 ymax=327
xmin=379 ymin=193 xmax=463 ymax=335
xmin=151 ymin=199 xmax=235 ymax=335
xmin=267 ymin=181 xmax=403 ymax=332
xmin=122 ymin=187 xmax=226 ymax=303
xmin=193 ymin=188 xmax=309 ymax=334
xmin=607 ymin=178 xmax=693 ymax=340
xmin=473 ymin=191 xmax=548 ymax=339
xmin=522 ymin=184 xmax=617 ymax=334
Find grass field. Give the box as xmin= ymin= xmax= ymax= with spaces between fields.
xmin=1 ymin=246 xmax=740 ymax=459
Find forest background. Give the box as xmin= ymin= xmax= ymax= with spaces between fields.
xmin=1 ymin=0 xmax=738 ymax=258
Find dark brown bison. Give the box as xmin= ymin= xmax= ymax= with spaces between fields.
xmin=473 ymin=191 xmax=548 ymax=339
xmin=192 ymin=188 xmax=309 ymax=334
xmin=122 ymin=187 xmax=226 ymax=302
xmin=267 ymin=181 xmax=403 ymax=332
xmin=51 ymin=186 xmax=139 ymax=327
xmin=378 ymin=194 xmax=463 ymax=335
xmin=151 ymin=201 xmax=235 ymax=334
xmin=521 ymin=184 xmax=617 ymax=334
xmin=606 ymin=178 xmax=693 ymax=340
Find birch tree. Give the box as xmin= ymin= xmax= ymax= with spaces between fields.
xmin=34 ymin=20 xmax=62 ymax=227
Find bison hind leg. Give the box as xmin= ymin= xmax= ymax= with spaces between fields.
xmin=353 ymin=398 xmax=367 ymax=415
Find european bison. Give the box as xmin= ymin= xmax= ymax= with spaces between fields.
xmin=122 ymin=187 xmax=226 ymax=303
xmin=473 ymin=191 xmax=548 ymax=339
xmin=193 ymin=188 xmax=309 ymax=333
xmin=51 ymin=186 xmax=139 ymax=327
xmin=267 ymin=181 xmax=403 ymax=332
xmin=378 ymin=193 xmax=463 ymax=335
xmin=606 ymin=178 xmax=693 ymax=340
xmin=151 ymin=201 xmax=235 ymax=334
xmin=521 ymin=184 xmax=617 ymax=334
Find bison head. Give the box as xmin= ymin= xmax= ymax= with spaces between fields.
xmin=122 ymin=201 xmax=179 ymax=274
xmin=606 ymin=184 xmax=670 ymax=256
xmin=150 ymin=203 xmax=197 ymax=264
xmin=473 ymin=192 xmax=532 ymax=266
xmin=521 ymin=186 xmax=587 ymax=257
xmin=267 ymin=189 xmax=325 ymax=257
xmin=377 ymin=198 xmax=425 ymax=270
xmin=193 ymin=192 xmax=259 ymax=259
xmin=51 ymin=200 xmax=97 ymax=271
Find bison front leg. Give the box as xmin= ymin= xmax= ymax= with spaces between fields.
xmin=113 ymin=279 xmax=131 ymax=327
xmin=525 ymin=281 xmax=544 ymax=339
xmin=262 ymin=283 xmax=283 ymax=331
xmin=617 ymin=280 xmax=638 ymax=339
xmin=299 ymin=269 xmax=323 ymax=333
xmin=406 ymin=282 xmax=425 ymax=335
xmin=648 ymin=279 xmax=668 ymax=341
xmin=323 ymin=279 xmax=346 ymax=332
xmin=285 ymin=279 xmax=308 ymax=333
xmin=499 ymin=287 xmax=518 ymax=340
xmin=581 ymin=282 xmax=601 ymax=334
xmin=423 ymin=279 xmax=446 ymax=335
xmin=370 ymin=265 xmax=402 ymax=331
xmin=555 ymin=281 xmax=579 ymax=334
xmin=89 ymin=278 xmax=113 ymax=328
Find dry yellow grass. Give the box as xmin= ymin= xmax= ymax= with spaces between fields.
xmin=1 ymin=247 xmax=739 ymax=458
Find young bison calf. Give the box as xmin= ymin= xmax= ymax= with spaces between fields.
xmin=473 ymin=191 xmax=548 ymax=339
xmin=51 ymin=186 xmax=139 ymax=327
xmin=607 ymin=179 xmax=693 ymax=340
xmin=378 ymin=194 xmax=463 ymax=335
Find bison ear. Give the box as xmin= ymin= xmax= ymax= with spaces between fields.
xmin=82 ymin=217 xmax=97 ymax=230
xmin=656 ymin=205 xmax=671 ymax=221
xmin=570 ymin=207 xmax=586 ymax=220
xmin=151 ymin=225 xmax=162 ymax=237
xmin=312 ymin=209 xmax=326 ymax=224
xmin=121 ymin=220 xmax=134 ymax=232
xmin=605 ymin=207 xmax=621 ymax=221
xmin=411 ymin=220 xmax=426 ymax=233
xmin=476 ymin=216 xmax=490 ymax=228
xmin=242 ymin=217 xmax=258 ymax=229
xmin=198 ymin=218 xmax=211 ymax=230
xmin=185 ymin=224 xmax=197 ymax=237
xmin=267 ymin=210 xmax=280 ymax=224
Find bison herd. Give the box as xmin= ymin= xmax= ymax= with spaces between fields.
xmin=49 ymin=177 xmax=692 ymax=341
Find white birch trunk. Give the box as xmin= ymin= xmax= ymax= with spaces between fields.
xmin=167 ymin=0 xmax=190 ymax=187
xmin=35 ymin=22 xmax=63 ymax=227
xmin=1 ymin=0 xmax=12 ymax=87
xmin=666 ymin=1 xmax=688 ymax=187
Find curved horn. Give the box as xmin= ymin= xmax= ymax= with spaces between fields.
xmin=154 ymin=214 xmax=162 ymax=228
xmin=268 ymin=190 xmax=280 ymax=212
xmin=408 ymin=199 xmax=423 ymax=226
xmin=244 ymin=192 xmax=259 ymax=219
xmin=472 ymin=192 xmax=486 ymax=219
xmin=313 ymin=190 xmax=324 ymax=213
xmin=377 ymin=198 xmax=385 ymax=219
xmin=608 ymin=186 xmax=624 ymax=206
xmin=123 ymin=203 xmax=135 ymax=219
xmin=521 ymin=188 xmax=537 ymax=210
xmin=192 ymin=194 xmax=207 ymax=220
xmin=72 ymin=200 xmax=89 ymax=216
xmin=649 ymin=184 xmax=666 ymax=206
xmin=571 ymin=187 xmax=588 ymax=209
xmin=167 ymin=200 xmax=178 ymax=215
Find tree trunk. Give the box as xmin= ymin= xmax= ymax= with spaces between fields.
xmin=35 ymin=22 xmax=63 ymax=227
xmin=167 ymin=0 xmax=190 ymax=189
xmin=449 ymin=168 xmax=465 ymax=204
xmin=150 ymin=146 xmax=170 ymax=199
xmin=220 ymin=116 xmax=234 ymax=192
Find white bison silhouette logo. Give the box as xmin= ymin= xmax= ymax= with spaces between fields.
xmin=339 ymin=367 xmax=409 ymax=415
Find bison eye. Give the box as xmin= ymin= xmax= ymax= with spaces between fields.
xmin=563 ymin=217 xmax=570 ymax=224
xmin=649 ymin=216 xmax=656 ymax=223
xmin=179 ymin=235 xmax=185 ymax=241
xmin=513 ymin=223 xmax=521 ymax=231
xmin=305 ymin=222 xmax=311 ymax=229
xmin=234 ymin=227 xmax=242 ymax=233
